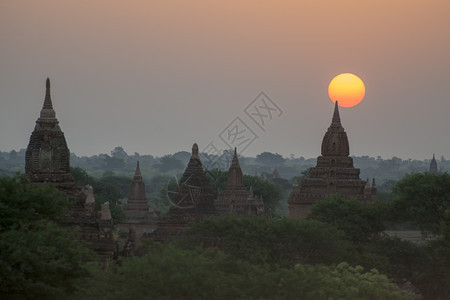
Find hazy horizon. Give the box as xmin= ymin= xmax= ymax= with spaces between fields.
xmin=2 ymin=1 xmax=449 ymax=161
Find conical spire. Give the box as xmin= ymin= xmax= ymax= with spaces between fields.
xmin=321 ymin=100 xmax=349 ymax=156
xmin=43 ymin=78 xmax=53 ymax=109
xmin=231 ymin=147 xmax=239 ymax=166
xmin=127 ymin=160 xmax=149 ymax=209
xmin=192 ymin=143 xmax=199 ymax=159
xmin=429 ymin=153 xmax=438 ymax=174
xmin=227 ymin=147 xmax=244 ymax=188
xmin=39 ymin=78 xmax=56 ymax=120
xmin=133 ymin=161 xmax=142 ymax=179
xmin=372 ymin=178 xmax=376 ymax=188
xmin=331 ymin=101 xmax=341 ymax=126
xmin=293 ymin=176 xmax=299 ymax=187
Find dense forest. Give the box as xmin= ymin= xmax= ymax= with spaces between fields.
xmin=1 ymin=147 xmax=450 ymax=299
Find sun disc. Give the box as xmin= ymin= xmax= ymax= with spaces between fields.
xmin=328 ymin=73 xmax=365 ymax=107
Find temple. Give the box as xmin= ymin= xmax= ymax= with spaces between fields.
xmin=117 ymin=161 xmax=159 ymax=247
xmin=150 ymin=143 xmax=216 ymax=241
xmin=25 ymin=78 xmax=73 ymax=187
xmin=429 ymin=154 xmax=438 ymax=174
xmin=215 ymin=148 xmax=265 ymax=216
xmin=25 ymin=78 xmax=116 ymax=261
xmin=271 ymin=167 xmax=280 ymax=179
xmin=288 ymin=101 xmax=376 ymax=219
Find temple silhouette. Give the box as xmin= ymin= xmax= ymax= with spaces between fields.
xmin=215 ymin=148 xmax=265 ymax=216
xmin=25 ymin=79 xmax=116 ymax=261
xmin=288 ymin=101 xmax=377 ymax=219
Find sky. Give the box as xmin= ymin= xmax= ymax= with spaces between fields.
xmin=1 ymin=0 xmax=449 ymax=160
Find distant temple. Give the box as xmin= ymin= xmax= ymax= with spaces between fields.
xmin=271 ymin=167 xmax=280 ymax=179
xmin=150 ymin=143 xmax=216 ymax=241
xmin=25 ymin=78 xmax=116 ymax=260
xmin=215 ymin=148 xmax=264 ymax=216
xmin=429 ymin=154 xmax=438 ymax=174
xmin=288 ymin=101 xmax=377 ymax=219
xmin=117 ymin=161 xmax=159 ymax=248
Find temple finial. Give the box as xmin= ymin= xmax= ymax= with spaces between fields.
xmin=135 ymin=161 xmax=141 ymax=176
xmin=331 ymin=101 xmax=341 ymax=125
xmin=43 ymin=78 xmax=53 ymax=109
xmin=192 ymin=143 xmax=199 ymax=158
xmin=231 ymin=147 xmax=238 ymax=164
xmin=293 ymin=176 xmax=298 ymax=186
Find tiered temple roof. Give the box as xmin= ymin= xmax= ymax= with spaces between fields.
xmin=215 ymin=148 xmax=264 ymax=216
xmin=124 ymin=161 xmax=154 ymax=219
xmin=150 ymin=143 xmax=216 ymax=241
xmin=117 ymin=161 xmax=159 ymax=250
xmin=288 ymin=101 xmax=376 ymax=219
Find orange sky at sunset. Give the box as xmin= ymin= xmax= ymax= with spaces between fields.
xmin=1 ymin=0 xmax=450 ymax=159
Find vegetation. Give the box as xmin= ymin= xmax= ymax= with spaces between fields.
xmin=71 ymin=244 xmax=413 ymax=300
xmin=0 ymin=176 xmax=95 ymax=299
xmin=389 ymin=172 xmax=450 ymax=234
xmin=2 ymin=147 xmax=450 ymax=298
xmin=308 ymin=195 xmax=385 ymax=243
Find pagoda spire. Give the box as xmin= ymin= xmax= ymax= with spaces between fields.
xmin=231 ymin=147 xmax=238 ymax=166
xmin=192 ymin=143 xmax=199 ymax=159
xmin=128 ymin=161 xmax=147 ymax=201
xmin=226 ymin=147 xmax=244 ymax=187
xmin=39 ymin=78 xmax=56 ymax=121
xmin=134 ymin=161 xmax=142 ymax=179
xmin=321 ymin=100 xmax=349 ymax=156
xmin=429 ymin=153 xmax=438 ymax=174
xmin=331 ymin=101 xmax=341 ymax=126
xmin=43 ymin=78 xmax=53 ymax=109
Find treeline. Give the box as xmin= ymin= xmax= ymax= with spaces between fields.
xmin=1 ymin=147 xmax=446 ymax=183
xmin=1 ymin=146 xmax=447 ymax=214
xmin=2 ymin=172 xmax=450 ymax=298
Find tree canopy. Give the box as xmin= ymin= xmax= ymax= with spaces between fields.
xmin=390 ymin=172 xmax=450 ymax=233
xmin=0 ymin=176 xmax=94 ymax=299
xmin=308 ymin=194 xmax=385 ymax=243
xmin=71 ymin=244 xmax=413 ymax=300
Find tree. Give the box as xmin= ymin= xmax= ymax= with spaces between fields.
xmin=71 ymin=167 xmax=95 ymax=186
xmin=390 ymin=172 xmax=450 ymax=233
xmin=308 ymin=194 xmax=385 ymax=243
xmin=102 ymin=154 xmax=125 ymax=171
xmin=154 ymin=155 xmax=184 ymax=172
xmin=71 ymin=244 xmax=413 ymax=300
xmin=110 ymin=146 xmax=128 ymax=160
xmin=0 ymin=176 xmax=94 ymax=299
xmin=256 ymin=152 xmax=286 ymax=167
xmin=243 ymin=174 xmax=282 ymax=210
xmin=185 ymin=216 xmax=353 ymax=266
xmin=71 ymin=167 xmax=128 ymax=224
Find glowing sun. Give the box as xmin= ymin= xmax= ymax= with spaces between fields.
xmin=328 ymin=73 xmax=365 ymax=107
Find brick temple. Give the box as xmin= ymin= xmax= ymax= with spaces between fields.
xmin=150 ymin=143 xmax=216 ymax=241
xmin=215 ymin=148 xmax=264 ymax=216
xmin=288 ymin=101 xmax=377 ymax=219
xmin=25 ymin=78 xmax=116 ymax=260
xmin=117 ymin=161 xmax=159 ymax=248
